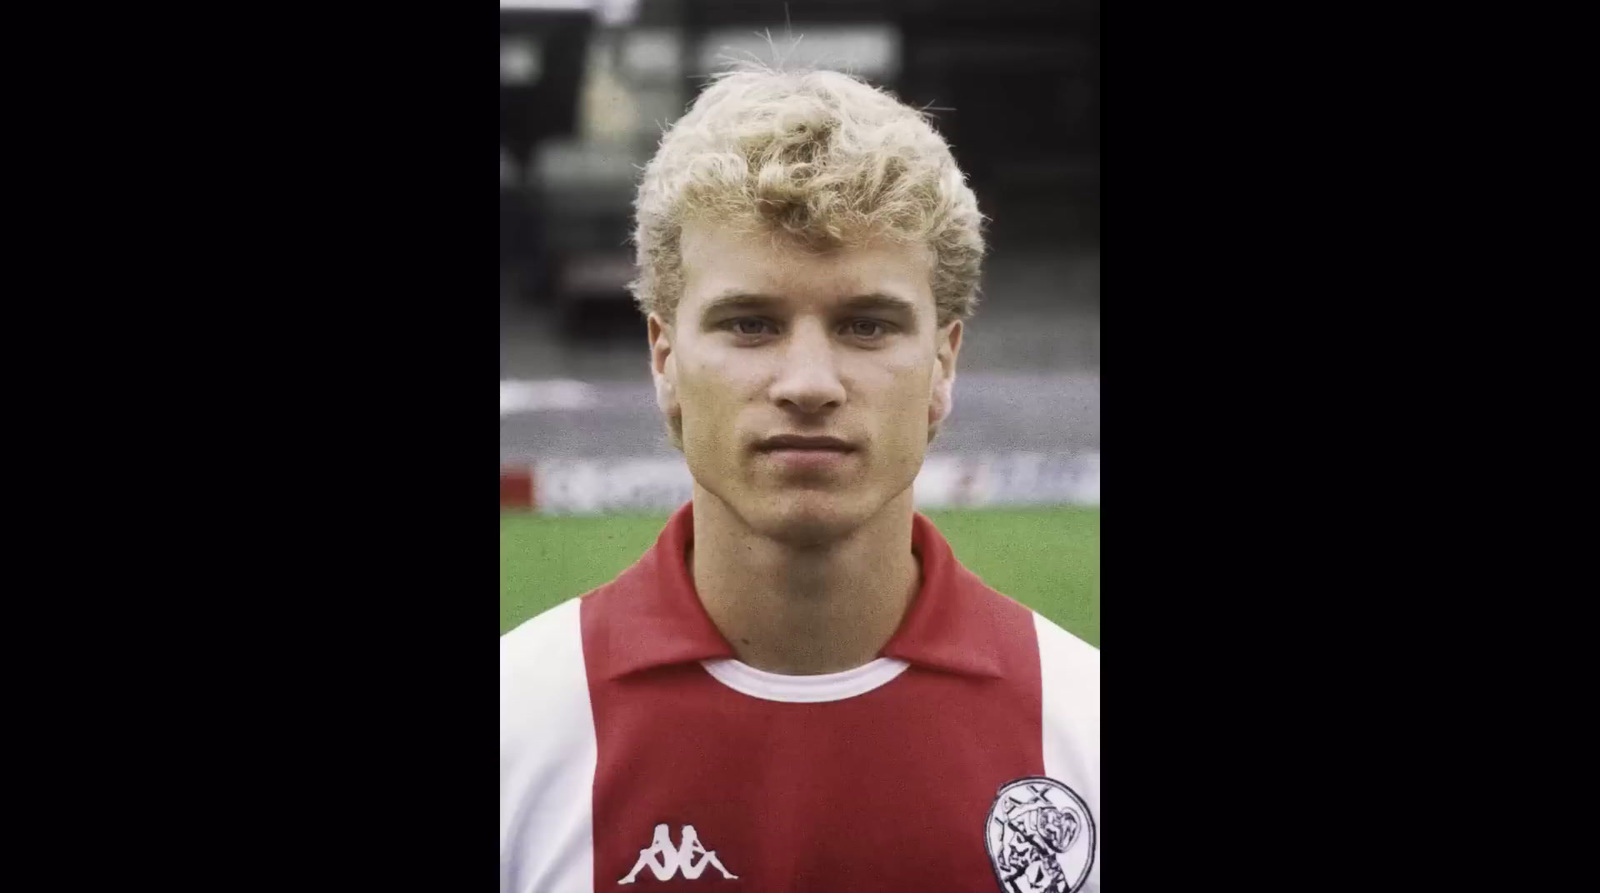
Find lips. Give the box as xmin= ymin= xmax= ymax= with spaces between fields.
xmin=755 ymin=435 xmax=856 ymax=452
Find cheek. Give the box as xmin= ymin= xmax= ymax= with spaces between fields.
xmin=851 ymin=355 xmax=935 ymax=429
xmin=677 ymin=350 xmax=764 ymax=439
xmin=849 ymin=343 xmax=928 ymax=388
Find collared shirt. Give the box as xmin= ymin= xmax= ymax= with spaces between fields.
xmin=501 ymin=503 xmax=1100 ymax=892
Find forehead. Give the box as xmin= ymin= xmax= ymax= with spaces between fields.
xmin=677 ymin=221 xmax=935 ymax=319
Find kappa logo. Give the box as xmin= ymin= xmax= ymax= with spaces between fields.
xmin=985 ymin=777 xmax=1097 ymax=893
xmin=618 ymin=824 xmax=739 ymax=884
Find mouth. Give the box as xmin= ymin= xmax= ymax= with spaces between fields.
xmin=754 ymin=435 xmax=859 ymax=472
xmin=754 ymin=435 xmax=857 ymax=453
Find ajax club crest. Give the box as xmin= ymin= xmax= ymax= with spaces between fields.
xmin=985 ymin=777 xmax=1096 ymax=893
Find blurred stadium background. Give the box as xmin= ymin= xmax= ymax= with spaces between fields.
xmin=500 ymin=0 xmax=1100 ymax=646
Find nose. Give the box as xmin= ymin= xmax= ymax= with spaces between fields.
xmin=768 ymin=321 xmax=846 ymax=414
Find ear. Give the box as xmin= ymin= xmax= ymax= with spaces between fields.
xmin=929 ymin=319 xmax=963 ymax=427
xmin=648 ymin=313 xmax=679 ymax=420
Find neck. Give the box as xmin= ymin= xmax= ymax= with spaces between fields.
xmin=688 ymin=485 xmax=921 ymax=675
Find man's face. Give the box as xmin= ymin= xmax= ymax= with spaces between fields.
xmin=649 ymin=222 xmax=962 ymax=545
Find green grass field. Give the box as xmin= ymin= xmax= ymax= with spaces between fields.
xmin=501 ymin=507 xmax=1099 ymax=648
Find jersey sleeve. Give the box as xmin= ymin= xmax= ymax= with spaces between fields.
xmin=501 ymin=598 xmax=598 ymax=893
xmin=1034 ymin=611 xmax=1101 ymax=892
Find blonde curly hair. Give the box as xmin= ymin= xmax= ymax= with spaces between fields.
xmin=630 ymin=65 xmax=986 ymax=326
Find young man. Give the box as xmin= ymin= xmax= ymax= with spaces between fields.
xmin=501 ymin=66 xmax=1100 ymax=893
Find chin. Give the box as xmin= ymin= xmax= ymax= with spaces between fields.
xmin=758 ymin=504 xmax=860 ymax=547
xmin=739 ymin=487 xmax=900 ymax=548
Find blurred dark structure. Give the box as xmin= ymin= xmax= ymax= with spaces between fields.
xmin=500 ymin=0 xmax=1099 ymax=343
xmin=499 ymin=6 xmax=594 ymax=314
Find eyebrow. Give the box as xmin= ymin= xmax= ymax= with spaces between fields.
xmin=698 ymin=291 xmax=921 ymax=320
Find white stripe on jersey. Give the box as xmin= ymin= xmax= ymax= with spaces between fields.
xmin=501 ymin=598 xmax=596 ymax=893
xmin=1035 ymin=611 xmax=1102 ymax=893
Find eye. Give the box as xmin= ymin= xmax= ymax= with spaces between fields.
xmin=725 ymin=318 xmax=776 ymax=336
xmin=844 ymin=319 xmax=889 ymax=339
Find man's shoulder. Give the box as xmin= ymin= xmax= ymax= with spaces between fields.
xmin=500 ymin=599 xmax=599 ymax=892
xmin=500 ymin=563 xmax=635 ymax=654
xmin=951 ymin=564 xmax=1095 ymax=663
xmin=1029 ymin=610 xmax=1099 ymax=733
xmin=500 ymin=597 xmax=591 ymax=721
xmin=1030 ymin=611 xmax=1099 ymax=674
xmin=501 ymin=597 xmax=581 ymax=661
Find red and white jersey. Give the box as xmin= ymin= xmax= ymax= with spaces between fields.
xmin=501 ymin=505 xmax=1100 ymax=893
